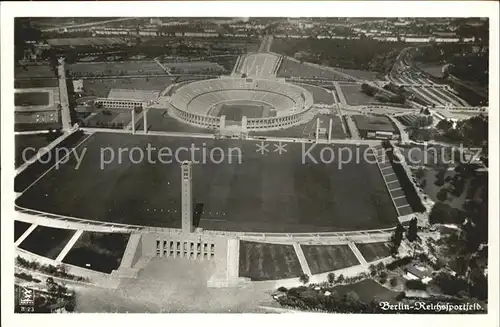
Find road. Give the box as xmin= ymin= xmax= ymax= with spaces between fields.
xmin=343 ymin=115 xmax=361 ymax=140
xmin=57 ymin=60 xmax=72 ymax=131
xmin=389 ymin=47 xmax=477 ymax=109
xmin=387 ymin=115 xmax=409 ymax=143
xmin=41 ymin=17 xmax=139 ymax=32
xmin=258 ymin=35 xmax=274 ymax=53
xmin=153 ymin=57 xmax=171 ymax=75
xmin=15 ymin=73 xmax=219 ymax=81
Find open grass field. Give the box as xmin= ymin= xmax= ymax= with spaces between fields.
xmin=15 ymin=78 xmax=59 ymax=89
xmin=63 ymin=232 xmax=130 ymax=273
xmin=83 ymin=76 xmax=175 ymax=97
xmin=355 ymin=242 xmax=392 ymax=263
xmin=301 ymin=244 xmax=360 ymax=275
xmin=15 ymin=132 xmax=63 ymax=168
xmin=14 ymin=131 xmax=88 ymax=192
xmin=69 ymin=61 xmax=165 ymax=77
xmin=18 ymin=226 xmax=76 ymax=260
xmin=15 ymin=92 xmax=50 ymax=107
xmin=16 ymin=132 xmax=398 ymax=232
xmin=340 ymin=84 xmax=386 ymax=106
xmin=14 ymin=221 xmax=31 ymax=242
xmin=239 ymin=241 xmax=303 ymax=280
xmin=293 ymin=83 xmax=334 ymax=105
xmin=47 ymin=37 xmax=129 ymax=47
xmin=15 ymin=65 xmax=55 ymax=79
xmin=165 ymin=61 xmax=225 ymax=74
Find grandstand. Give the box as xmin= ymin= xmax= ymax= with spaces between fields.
xmin=234 ymin=53 xmax=281 ymax=77
xmin=107 ymin=88 xmax=160 ymax=102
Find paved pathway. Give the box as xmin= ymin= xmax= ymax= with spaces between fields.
xmin=42 ymin=17 xmax=138 ymax=32
xmin=55 ymin=230 xmax=83 ymax=262
xmin=15 ymin=223 xmax=38 ymax=247
xmin=153 ymin=57 xmax=171 ymax=75
xmin=259 ymin=35 xmax=274 ymax=53
xmin=347 ymin=242 xmax=368 ymax=265
xmin=344 ymin=114 xmax=361 ymax=139
xmin=293 ymin=243 xmax=312 ymax=276
xmin=57 ymin=60 xmax=72 ymax=131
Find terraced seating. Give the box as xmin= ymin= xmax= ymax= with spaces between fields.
xmin=169 ymin=78 xmax=311 ymax=116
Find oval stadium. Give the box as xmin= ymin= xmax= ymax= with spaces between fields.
xmin=168 ymin=77 xmax=313 ymax=131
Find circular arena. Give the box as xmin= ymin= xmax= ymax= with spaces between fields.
xmin=167 ymin=77 xmax=314 ymax=131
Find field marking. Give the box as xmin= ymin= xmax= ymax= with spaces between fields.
xmin=15 ymin=223 xmax=38 ymax=247
xmin=293 ymin=243 xmax=312 ymax=276
xmin=383 ymin=172 xmax=396 ymax=177
xmin=199 ymin=218 xmax=227 ymax=222
xmin=347 ymin=242 xmax=367 ymax=265
xmin=380 ymin=165 xmax=393 ymax=170
xmin=397 ymin=204 xmax=411 ymax=209
xmin=55 ymin=229 xmax=83 ymax=262
xmin=392 ymin=195 xmax=407 ymax=201
xmin=389 ymin=187 xmax=402 ymax=192
xmin=19 ymin=133 xmax=94 ymax=195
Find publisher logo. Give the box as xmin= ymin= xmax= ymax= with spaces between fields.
xmin=19 ymin=287 xmax=35 ymax=306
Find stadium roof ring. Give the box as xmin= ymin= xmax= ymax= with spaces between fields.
xmin=166 ymin=77 xmax=314 ymax=131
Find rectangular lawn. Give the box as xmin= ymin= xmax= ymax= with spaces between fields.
xmin=14 ymin=221 xmax=31 ymax=242
xmin=301 ymin=244 xmax=360 ymax=274
xmin=239 ymin=241 xmax=303 ymax=280
xmin=62 ymin=232 xmax=130 ymax=273
xmin=18 ymin=226 xmax=76 ymax=260
xmin=15 ymin=92 xmax=50 ymax=107
xmin=355 ymin=242 xmax=392 ymax=263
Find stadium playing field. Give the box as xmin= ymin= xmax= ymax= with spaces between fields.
xmin=16 ymin=132 xmax=398 ymax=232
xmin=219 ymin=103 xmax=263 ymax=121
xmin=214 ymin=101 xmax=275 ymax=121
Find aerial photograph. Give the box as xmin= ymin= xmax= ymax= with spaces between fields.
xmin=10 ymin=16 xmax=490 ymax=314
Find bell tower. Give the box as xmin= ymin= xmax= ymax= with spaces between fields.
xmin=181 ymin=161 xmax=193 ymax=233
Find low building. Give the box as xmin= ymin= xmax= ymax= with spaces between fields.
xmin=73 ymin=79 xmax=84 ymax=94
xmin=351 ymin=114 xmax=398 ymax=140
xmin=403 ymin=264 xmax=433 ymax=284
